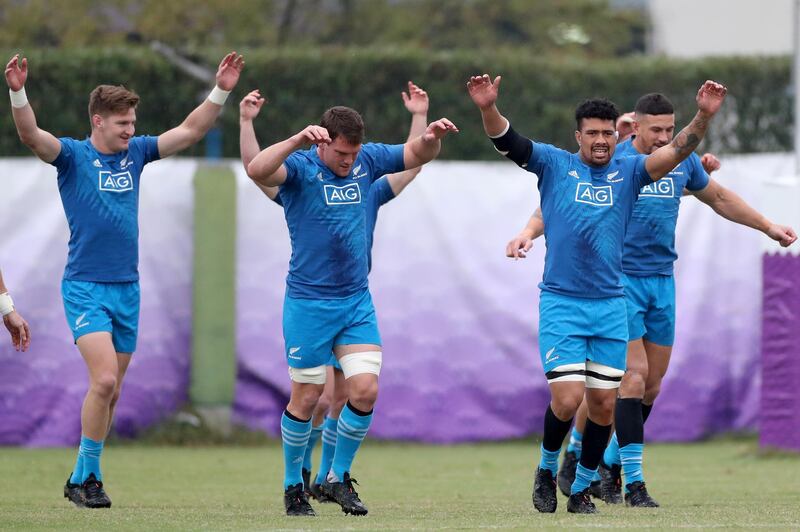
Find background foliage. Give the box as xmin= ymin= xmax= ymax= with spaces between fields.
xmin=0 ymin=47 xmax=789 ymax=158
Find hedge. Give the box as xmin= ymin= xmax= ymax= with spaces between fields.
xmin=0 ymin=47 xmax=790 ymax=159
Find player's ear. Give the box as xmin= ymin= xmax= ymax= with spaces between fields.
xmin=91 ymin=114 xmax=103 ymax=130
xmin=574 ymin=130 xmax=581 ymax=147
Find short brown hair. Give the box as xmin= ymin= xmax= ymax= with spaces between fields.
xmin=88 ymin=85 xmax=139 ymax=119
xmin=320 ymin=106 xmax=364 ymax=145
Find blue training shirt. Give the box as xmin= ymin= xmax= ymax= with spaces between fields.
xmin=271 ymin=173 xmax=395 ymax=272
xmin=530 ymin=141 xmax=652 ymax=298
xmin=51 ymin=136 xmax=161 ymax=282
xmin=618 ymin=138 xmax=710 ymax=276
xmin=277 ymin=143 xmax=404 ymax=298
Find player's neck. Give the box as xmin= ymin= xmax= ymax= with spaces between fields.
xmin=89 ymin=132 xmax=119 ymax=155
xmin=631 ymin=137 xmax=646 ymax=155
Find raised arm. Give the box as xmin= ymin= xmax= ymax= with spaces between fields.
xmin=506 ymin=208 xmax=544 ymax=259
xmin=248 ymin=125 xmax=331 ymax=187
xmin=692 ymin=178 xmax=797 ymax=247
xmin=467 ymin=74 xmax=533 ymax=168
xmin=402 ymin=117 xmax=458 ymax=170
xmin=0 ymin=269 xmax=30 ymax=352
xmin=157 ymin=52 xmax=244 ymax=158
xmin=5 ymin=54 xmax=61 ymax=163
xmin=387 ymin=81 xmax=429 ymax=196
xmin=238 ymin=89 xmax=279 ymax=201
xmin=645 ymin=81 xmax=727 ymax=180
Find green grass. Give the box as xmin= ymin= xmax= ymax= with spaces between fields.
xmin=1 ymin=439 xmax=797 ymax=530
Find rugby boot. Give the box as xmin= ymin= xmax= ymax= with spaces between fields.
xmin=63 ymin=476 xmax=85 ymax=508
xmin=598 ymin=462 xmax=623 ymax=504
xmin=624 ymin=481 xmax=660 ymax=508
xmin=81 ymin=473 xmax=111 ymax=508
xmin=284 ymin=483 xmax=316 ymax=516
xmin=532 ymin=467 xmax=558 ymax=513
xmin=321 ymin=473 xmax=368 ymax=516
xmin=567 ymin=488 xmax=598 ymax=514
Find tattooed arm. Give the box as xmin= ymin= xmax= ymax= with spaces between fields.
xmin=644 ymin=80 xmax=727 ymax=181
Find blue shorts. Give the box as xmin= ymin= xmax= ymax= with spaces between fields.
xmin=327 ymin=353 xmax=342 ymax=371
xmin=283 ymin=289 xmax=380 ymax=369
xmin=538 ymin=291 xmax=628 ymax=374
xmin=622 ymin=274 xmax=676 ymax=346
xmin=61 ymin=280 xmax=140 ymax=353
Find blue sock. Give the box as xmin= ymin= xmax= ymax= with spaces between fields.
xmin=315 ymin=416 xmax=338 ymax=484
xmin=566 ymin=428 xmax=583 ymax=458
xmin=603 ymin=432 xmax=621 ymax=467
xmin=281 ymin=411 xmax=312 ymax=489
xmin=330 ymin=403 xmax=372 ymax=482
xmin=538 ymin=444 xmax=561 ymax=477
xmin=80 ymin=436 xmax=104 ymax=483
xmin=592 ymin=470 xmax=601 ymax=482
xmin=303 ymin=423 xmax=323 ymax=472
xmin=619 ymin=443 xmax=645 ymax=490
xmin=571 ymin=464 xmax=597 ymax=495
xmin=69 ymin=446 xmax=85 ymax=485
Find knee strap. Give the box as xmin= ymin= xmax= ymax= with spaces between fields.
xmin=338 ymin=351 xmax=382 ymax=379
xmin=288 ymin=365 xmax=327 ymax=384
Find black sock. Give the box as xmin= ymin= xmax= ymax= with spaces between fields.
xmin=642 ymin=402 xmax=653 ymax=423
xmin=345 ymin=401 xmax=373 ymax=417
xmin=615 ymin=397 xmax=644 ymax=447
xmin=579 ymin=418 xmax=612 ymax=470
xmin=542 ymin=404 xmax=573 ymax=452
xmin=284 ymin=409 xmax=311 ymax=423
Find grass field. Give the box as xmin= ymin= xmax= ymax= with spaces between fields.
xmin=1 ymin=438 xmax=797 ymax=530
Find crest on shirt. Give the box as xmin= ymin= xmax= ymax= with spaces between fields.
xmin=606 ymin=170 xmax=623 ymax=183
xmin=351 ymin=164 xmax=368 ymax=180
xmin=98 ymin=171 xmax=133 ymax=192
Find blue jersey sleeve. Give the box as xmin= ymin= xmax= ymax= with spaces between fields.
xmin=527 ymin=142 xmax=560 ymax=181
xmin=361 ymin=143 xmax=405 ymax=181
xmin=685 ymin=153 xmax=710 ymax=191
xmin=50 ymin=137 xmax=77 ymax=174
xmin=272 ymin=193 xmax=284 ymax=207
xmin=131 ymin=135 xmax=161 ymax=164
xmin=372 ymin=175 xmax=396 ymax=206
xmin=282 ymin=151 xmax=304 ymax=188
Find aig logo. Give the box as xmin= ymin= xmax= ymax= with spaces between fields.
xmin=324 ymin=183 xmax=361 ymax=205
xmin=575 ymin=182 xmax=613 ymax=207
xmin=640 ymin=177 xmax=674 ymax=198
xmin=98 ymin=171 xmax=133 ymax=192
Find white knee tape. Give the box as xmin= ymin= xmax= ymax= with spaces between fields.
xmin=545 ymin=363 xmax=586 ymax=384
xmin=585 ymin=361 xmax=624 ymax=389
xmin=288 ymin=365 xmax=327 ymax=384
xmin=339 ymin=350 xmax=382 ymax=379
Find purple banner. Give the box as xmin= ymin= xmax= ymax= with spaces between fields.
xmin=0 ymin=160 xmax=195 ymax=447
xmin=234 ymin=155 xmax=776 ymax=442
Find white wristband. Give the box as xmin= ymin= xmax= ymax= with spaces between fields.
xmin=9 ymin=87 xmax=28 ymax=108
xmin=207 ymin=85 xmax=230 ymax=106
xmin=0 ymin=292 xmax=14 ymax=316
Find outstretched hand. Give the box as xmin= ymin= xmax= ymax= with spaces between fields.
xmin=240 ymin=89 xmax=266 ymax=121
xmin=467 ymin=74 xmax=501 ymax=110
xmin=402 ymin=81 xmax=429 ymax=115
xmin=216 ymin=52 xmax=245 ymax=91
xmin=422 ymin=118 xmax=458 ymax=142
xmin=5 ymin=54 xmax=27 ymax=91
xmin=696 ymin=80 xmax=727 ymax=117
xmin=767 ymin=224 xmax=798 ymax=248
xmin=3 ymin=311 xmax=30 ymax=352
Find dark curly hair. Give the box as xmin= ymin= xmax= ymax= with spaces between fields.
xmin=320 ymin=106 xmax=365 ymax=145
xmin=634 ymin=93 xmax=675 ymax=116
xmin=575 ymin=98 xmax=620 ymax=130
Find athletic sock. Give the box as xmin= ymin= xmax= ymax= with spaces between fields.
xmin=566 ymin=427 xmax=583 ymax=458
xmin=603 ymin=432 xmax=621 ymax=467
xmin=80 ymin=436 xmax=104 ymax=483
xmin=303 ymin=423 xmax=324 ymax=472
xmin=69 ymin=446 xmax=84 ymax=485
xmin=642 ymin=402 xmax=653 ymax=423
xmin=329 ymin=402 xmax=372 ymax=482
xmin=615 ymin=397 xmax=645 ymax=489
xmin=538 ymin=404 xmax=573 ymax=476
xmin=571 ymin=418 xmax=611 ymax=494
xmin=281 ymin=410 xmax=312 ymax=489
xmin=315 ymin=416 xmax=338 ymax=485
